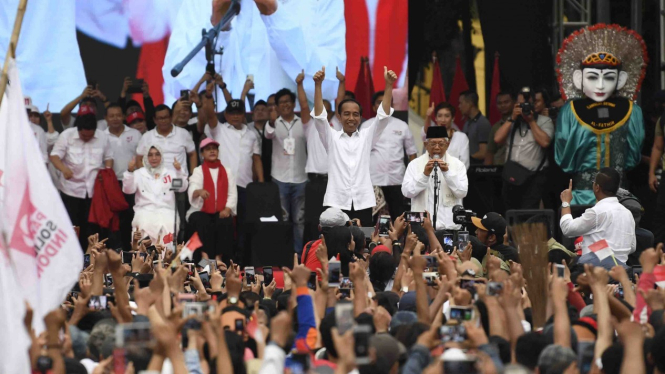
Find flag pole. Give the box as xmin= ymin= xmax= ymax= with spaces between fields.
xmin=0 ymin=0 xmax=29 ymax=108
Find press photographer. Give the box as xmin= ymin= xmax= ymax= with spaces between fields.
xmin=493 ymin=87 xmax=554 ymax=210
xmin=469 ymin=212 xmax=520 ymax=263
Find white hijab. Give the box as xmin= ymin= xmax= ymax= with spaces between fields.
xmin=142 ymin=144 xmax=165 ymax=177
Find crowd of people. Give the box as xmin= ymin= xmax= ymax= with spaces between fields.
xmin=20 ymin=56 xmax=665 ymax=374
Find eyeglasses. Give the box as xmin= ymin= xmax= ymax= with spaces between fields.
xmin=277 ymin=99 xmax=293 ymax=106
xmin=427 ymin=140 xmax=449 ymax=148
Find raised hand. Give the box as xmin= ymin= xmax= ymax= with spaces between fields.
xmin=121 ymin=77 xmax=132 ymax=95
xmin=313 ymin=67 xmax=326 ymax=85
xmin=43 ymin=105 xmax=52 ymax=122
xmin=141 ymin=80 xmax=150 ymax=97
xmin=128 ymin=157 xmax=137 ymax=173
xmin=384 ymin=66 xmax=398 ymax=86
xmin=336 ymin=66 xmax=345 ymax=82
xmin=295 ymin=69 xmax=305 ymax=85
xmin=426 ymin=102 xmax=435 ymax=118
xmin=173 ymin=157 xmax=181 ymax=171
xmin=560 ymin=179 xmax=573 ymax=204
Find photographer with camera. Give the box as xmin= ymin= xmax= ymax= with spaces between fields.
xmin=402 ymin=127 xmax=468 ymax=230
xmin=469 ymin=212 xmax=519 ymax=263
xmin=494 ymin=87 xmax=554 ymax=210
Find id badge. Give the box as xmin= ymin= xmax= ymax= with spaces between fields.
xmin=283 ymin=137 xmax=295 ymax=155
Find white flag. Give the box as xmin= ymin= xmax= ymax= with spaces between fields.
xmin=0 ymin=58 xmax=82 ymax=333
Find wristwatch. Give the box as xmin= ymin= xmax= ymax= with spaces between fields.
xmin=561 ymin=202 xmax=570 ymax=208
xmin=220 ymin=82 xmax=227 ymax=90
xmin=228 ymin=296 xmax=238 ymax=305
xmin=401 ymin=286 xmax=409 ymax=293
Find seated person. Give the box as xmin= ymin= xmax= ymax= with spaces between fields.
xmin=122 ymin=144 xmax=188 ymax=247
xmin=186 ymin=138 xmax=237 ymax=264
xmin=470 ymin=212 xmax=520 ymax=263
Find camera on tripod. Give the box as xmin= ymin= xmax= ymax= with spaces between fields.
xmin=452 ymin=205 xmax=477 ymax=225
xmin=519 ymin=87 xmax=533 ymax=116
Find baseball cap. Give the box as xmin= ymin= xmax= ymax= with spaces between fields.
xmin=200 ymin=138 xmax=220 ymax=150
xmin=370 ymin=334 xmax=401 ymax=373
xmin=319 ymin=208 xmax=350 ymax=228
xmin=26 ymin=104 xmax=39 ymax=113
xmin=126 ymin=111 xmax=145 ymax=124
xmin=389 ymin=311 xmax=418 ymax=331
xmin=77 ymin=104 xmax=95 ymax=116
xmin=471 ymin=212 xmax=506 ymax=235
xmin=226 ymin=99 xmax=245 ymax=114
xmin=537 ymin=345 xmax=576 ymax=373
xmin=371 ymin=245 xmax=391 ymax=256
xmin=254 ymin=99 xmax=268 ymax=107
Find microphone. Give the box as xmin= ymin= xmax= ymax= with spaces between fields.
xmin=433 ymin=154 xmax=441 ymax=170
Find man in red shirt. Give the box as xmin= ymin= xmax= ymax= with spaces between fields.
xmin=301 ymin=207 xmax=350 ymax=273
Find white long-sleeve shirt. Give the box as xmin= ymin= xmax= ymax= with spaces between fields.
xmin=122 ymin=167 xmax=188 ymax=212
xmin=186 ymin=165 xmax=237 ymax=219
xmin=50 ymin=128 xmax=114 ymax=198
xmin=560 ymin=197 xmax=636 ymax=263
xmin=31 ymin=123 xmax=48 ymax=163
xmin=370 ymin=116 xmax=417 ymax=186
xmin=401 ymin=153 xmax=468 ymax=230
xmin=312 ymin=106 xmax=394 ymax=211
xmin=162 ymin=0 xmax=345 ymax=111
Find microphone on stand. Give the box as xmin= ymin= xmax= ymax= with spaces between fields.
xmin=433 ymin=154 xmax=441 ymax=170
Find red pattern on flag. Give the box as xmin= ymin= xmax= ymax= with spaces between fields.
xmin=429 ymin=56 xmax=446 ymax=122
xmin=186 ymin=232 xmax=203 ymax=251
xmin=488 ymin=53 xmax=501 ymax=124
xmin=449 ymin=56 xmax=469 ymax=128
xmin=162 ymin=233 xmax=173 ymax=245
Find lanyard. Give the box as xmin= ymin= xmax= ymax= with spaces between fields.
xmin=280 ymin=118 xmax=297 ymax=136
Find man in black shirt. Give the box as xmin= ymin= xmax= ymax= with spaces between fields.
xmin=470 ymin=212 xmax=520 ymax=263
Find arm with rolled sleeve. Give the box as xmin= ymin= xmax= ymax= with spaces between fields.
xmin=102 ymin=136 xmax=114 ymax=168
xmin=403 ymin=124 xmax=418 ymax=160
xmin=225 ymin=168 xmax=238 ymax=216
xmin=442 ymin=159 xmax=468 ymax=199
xmin=560 ymin=209 xmax=597 ymax=238
xmin=311 ymin=107 xmax=334 ymax=152
xmin=122 ymin=171 xmax=138 ymax=195
xmin=401 ymin=162 xmax=429 ymax=199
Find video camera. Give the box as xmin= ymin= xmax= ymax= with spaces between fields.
xmin=452 ymin=205 xmax=477 ymax=226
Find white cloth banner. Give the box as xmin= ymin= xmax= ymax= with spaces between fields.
xmin=0 ymin=58 xmax=82 ymax=334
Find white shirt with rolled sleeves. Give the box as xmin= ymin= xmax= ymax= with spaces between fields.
xmin=31 ymin=123 xmax=48 ymax=163
xmin=105 ymin=126 xmax=142 ymax=180
xmin=311 ymin=106 xmax=394 ymax=211
xmin=559 ymin=197 xmax=636 ymax=263
xmin=305 ymin=118 xmax=330 ymax=175
xmin=265 ymin=116 xmax=308 ymax=184
xmin=401 ymin=153 xmax=468 ymax=230
xmin=50 ymin=128 xmax=114 ymax=198
xmin=204 ymin=121 xmax=260 ymax=188
xmin=186 ymin=165 xmax=238 ymax=220
xmin=162 ymin=0 xmax=345 ymax=112
xmin=369 ymin=116 xmax=417 ymax=186
xmin=136 ymin=125 xmax=196 ymax=176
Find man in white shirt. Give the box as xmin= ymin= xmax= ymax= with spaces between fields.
xmin=50 ymin=111 xmax=114 ymax=250
xmin=401 ymin=127 xmax=468 ymax=230
xmin=560 ymin=168 xmax=636 ymax=269
xmin=311 ymin=66 xmax=397 ymax=227
xmin=60 ymin=86 xmax=110 ymax=131
xmin=104 ymin=103 xmax=142 ymax=250
xmin=369 ymin=90 xmax=417 ymax=220
xmin=162 ymin=0 xmax=345 ymax=112
xmin=265 ymin=88 xmax=308 ymax=253
xmin=25 ymin=103 xmax=48 ymax=163
xmin=137 ymin=104 xmax=197 ymax=242
xmin=203 ymin=89 xmax=263 ymax=264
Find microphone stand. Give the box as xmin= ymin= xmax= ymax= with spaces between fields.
xmin=432 ymin=161 xmax=440 ymax=231
xmin=170 ymin=0 xmax=241 ymax=78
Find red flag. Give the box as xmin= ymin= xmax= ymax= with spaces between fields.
xmin=429 ymin=55 xmax=447 ymax=122
xmin=354 ymin=56 xmax=373 ymax=119
xmin=449 ymin=56 xmax=469 ymax=128
xmin=162 ymin=233 xmax=173 ymax=245
xmin=365 ymin=58 xmax=376 ymax=117
xmin=179 ymin=232 xmax=203 ymax=261
xmin=488 ymin=53 xmax=501 ymax=124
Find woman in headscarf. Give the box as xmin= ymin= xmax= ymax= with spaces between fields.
xmin=122 ymin=144 xmax=188 ymax=247
xmin=187 ymin=138 xmax=237 ymax=264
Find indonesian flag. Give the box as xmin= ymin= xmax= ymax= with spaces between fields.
xmin=488 ymin=53 xmax=501 ymax=124
xmin=654 ymin=265 xmax=665 ymax=289
xmin=588 ymin=239 xmax=613 ymax=262
xmin=0 ymin=59 xmax=82 ymax=334
xmin=179 ymin=232 xmax=203 ymax=261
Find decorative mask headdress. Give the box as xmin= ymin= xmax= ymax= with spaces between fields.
xmin=556 ymin=24 xmax=648 ymax=101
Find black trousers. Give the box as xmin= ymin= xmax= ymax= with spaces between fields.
xmin=501 ymin=170 xmax=548 ymax=211
xmin=187 ymin=211 xmax=235 ymax=264
xmin=176 ymin=191 xmax=188 ymax=243
xmin=341 ymin=204 xmax=373 ymax=228
xmin=236 ymin=186 xmax=248 ymax=265
xmin=60 ymin=192 xmax=98 ymax=252
xmin=653 ymin=184 xmax=665 ymax=246
xmin=380 ymin=185 xmax=406 ymax=221
xmin=304 ymin=174 xmax=328 ymax=244
xmin=116 ymin=181 xmax=135 ymax=251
